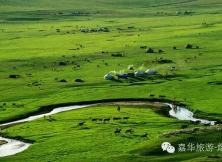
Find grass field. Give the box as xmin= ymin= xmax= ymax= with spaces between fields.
xmin=0 ymin=0 xmax=222 ymax=161
xmin=2 ymin=104 xmax=222 ymax=162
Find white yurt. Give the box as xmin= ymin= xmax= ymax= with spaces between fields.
xmin=134 ymin=70 xmax=145 ymax=77
xmin=145 ymin=69 xmax=156 ymax=75
xmin=104 ymin=73 xmax=114 ymax=80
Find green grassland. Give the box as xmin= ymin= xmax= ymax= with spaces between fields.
xmin=1 ymin=104 xmax=222 ymax=162
xmin=0 ymin=0 xmax=222 ymax=161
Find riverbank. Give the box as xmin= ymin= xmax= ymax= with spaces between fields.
xmin=0 ymin=137 xmax=31 ymax=157
xmin=0 ymin=140 xmax=7 ymax=145
xmin=1 ymin=102 xmax=221 ymax=162
xmin=0 ymin=98 xmax=179 ymax=125
xmin=0 ymin=99 xmax=218 ymax=158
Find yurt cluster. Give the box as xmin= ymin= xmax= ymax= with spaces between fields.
xmin=104 ymin=65 xmax=157 ymax=81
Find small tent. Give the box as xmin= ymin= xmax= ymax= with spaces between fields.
xmin=104 ymin=73 xmax=114 ymax=80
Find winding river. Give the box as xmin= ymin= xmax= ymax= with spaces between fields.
xmin=0 ymin=101 xmax=215 ymax=157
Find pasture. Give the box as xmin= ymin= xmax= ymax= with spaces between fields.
xmin=0 ymin=0 xmax=222 ymax=161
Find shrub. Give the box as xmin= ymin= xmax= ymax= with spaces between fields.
xmin=146 ymin=48 xmax=154 ymax=53
xmin=59 ymin=79 xmax=67 ymax=82
xmin=75 ymin=78 xmax=84 ymax=82
xmin=186 ymin=44 xmax=193 ymax=49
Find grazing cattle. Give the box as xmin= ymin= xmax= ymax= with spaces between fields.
xmin=32 ymin=81 xmax=41 ymax=86
xmin=113 ymin=117 xmax=122 ymax=121
xmin=91 ymin=118 xmax=97 ymax=122
xmin=9 ymin=74 xmax=20 ymax=79
xmin=26 ymin=73 xmax=32 ymax=77
xmin=59 ymin=61 xmax=67 ymax=66
xmin=171 ymin=66 xmax=176 ymax=71
xmin=140 ymin=46 xmax=147 ymax=49
xmin=150 ymin=94 xmax=155 ymax=97
xmin=215 ymin=120 xmax=222 ymax=125
xmin=158 ymin=49 xmax=164 ymax=53
xmin=125 ymin=128 xmax=134 ymax=134
xmin=114 ymin=128 xmax=121 ymax=135
xmin=159 ymin=95 xmax=166 ymax=99
xmin=117 ymin=105 xmax=121 ymax=112
xmin=181 ymin=124 xmax=188 ymax=129
xmin=123 ymin=117 xmax=130 ymax=120
xmin=111 ymin=53 xmax=123 ymax=57
xmin=103 ymin=118 xmax=110 ymax=123
xmin=141 ymin=133 xmax=148 ymax=138
xmin=190 ymin=120 xmax=201 ymax=125
xmin=78 ymin=121 xmax=85 ymax=126
xmin=47 ymin=115 xmax=56 ymax=122
xmin=155 ymin=58 xmax=173 ymax=64
xmin=173 ymin=46 xmax=177 ymax=50
xmin=98 ymin=27 xmax=109 ymax=32
xmin=193 ymin=128 xmax=200 ymax=132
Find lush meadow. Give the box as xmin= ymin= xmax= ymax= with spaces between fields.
xmin=0 ymin=0 xmax=222 ymax=161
